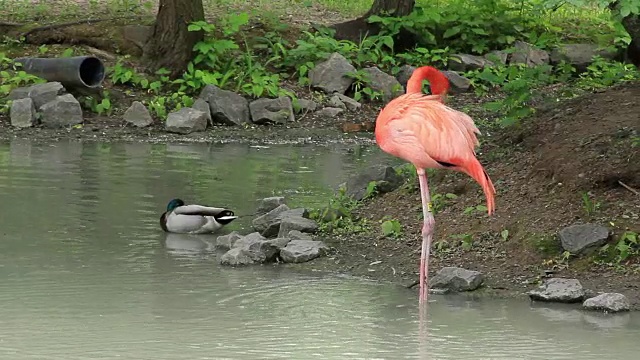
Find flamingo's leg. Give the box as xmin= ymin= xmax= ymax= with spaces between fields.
xmin=417 ymin=168 xmax=435 ymax=304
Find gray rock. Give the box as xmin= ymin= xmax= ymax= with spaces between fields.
xmin=252 ymin=204 xmax=290 ymax=233
xmin=549 ymin=43 xmax=616 ymax=72
xmin=27 ymin=82 xmax=66 ymax=109
xmin=294 ymin=98 xmax=318 ymax=113
xmin=39 ymin=94 xmax=83 ymax=128
xmin=442 ymin=70 xmax=472 ymax=93
xmin=215 ymin=231 xmax=243 ymax=251
xmin=286 ymin=230 xmax=313 ymax=241
xmin=260 ymin=208 xmax=310 ymax=238
xmin=165 ymin=107 xmax=208 ymax=134
xmin=256 ymin=196 xmax=286 ymax=215
xmin=280 ymin=240 xmax=328 ymax=263
xmin=198 ymin=85 xmax=249 ymax=126
xmin=10 ymin=97 xmax=37 ymax=128
xmin=316 ymin=107 xmax=344 ymax=118
xmin=122 ymin=25 xmax=152 ymax=50
xmin=361 ymin=66 xmax=403 ymax=102
xmin=328 ymin=94 xmax=346 ymax=109
xmin=247 ymin=238 xmax=281 ymax=263
xmin=528 ymin=278 xmax=585 ymax=303
xmin=123 ymin=101 xmax=153 ymax=127
xmin=510 ymin=40 xmax=550 ymax=67
xmin=220 ymin=247 xmax=255 ymax=266
xmin=582 ymin=293 xmax=630 ymax=313
xmin=232 ymin=232 xmax=266 ymax=249
xmin=7 ymin=86 xmax=31 ymax=100
xmin=395 ymin=64 xmax=416 ymax=91
xmin=249 ymin=96 xmax=295 ymax=125
xmin=277 ymin=217 xmax=319 ymax=238
xmin=345 ymin=165 xmax=405 ymax=201
xmin=192 ymin=98 xmax=212 ymax=125
xmin=558 ymin=223 xmax=609 ymax=255
xmin=448 ymin=54 xmax=494 ymax=72
xmin=309 ymin=52 xmax=356 ymax=94
xmin=429 ymin=267 xmax=484 ymax=292
xmin=263 ymin=237 xmax=292 ymax=251
xmin=226 ymin=232 xmax=281 ymax=263
xmin=333 ymin=93 xmax=361 ymax=111
xmin=484 ymin=50 xmax=508 ymax=65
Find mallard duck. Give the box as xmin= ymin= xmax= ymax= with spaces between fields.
xmin=160 ymin=198 xmax=238 ymax=234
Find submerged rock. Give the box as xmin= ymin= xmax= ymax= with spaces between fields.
xmin=430 ymin=267 xmax=484 ymax=292
xmin=583 ymin=293 xmax=630 ymax=313
xmin=528 ymin=278 xmax=585 ymax=303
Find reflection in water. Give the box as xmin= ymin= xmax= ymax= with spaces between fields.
xmin=0 ymin=139 xmax=637 ymax=360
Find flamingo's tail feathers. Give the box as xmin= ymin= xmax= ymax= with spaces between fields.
xmin=406 ymin=66 xmax=450 ymax=97
xmin=462 ymin=159 xmax=496 ymax=216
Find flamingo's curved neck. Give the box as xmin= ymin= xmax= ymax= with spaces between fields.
xmin=406 ymin=66 xmax=450 ymax=97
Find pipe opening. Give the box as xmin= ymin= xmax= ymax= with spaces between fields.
xmin=79 ymin=57 xmax=106 ymax=88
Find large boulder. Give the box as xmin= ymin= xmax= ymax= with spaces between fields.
xmin=165 ymin=107 xmax=208 ymax=134
xmin=430 ymin=267 xmax=484 ymax=292
xmin=123 ymin=101 xmax=153 ymax=127
xmin=582 ymin=293 xmax=630 ymax=313
xmin=309 ymin=52 xmax=356 ymax=94
xmin=345 ymin=165 xmax=405 ymax=201
xmin=280 ymin=240 xmax=328 ymax=263
xmin=528 ymin=278 xmax=585 ymax=303
xmin=39 ymin=94 xmax=83 ymax=128
xmin=549 ymin=43 xmax=617 ymax=72
xmin=510 ymin=41 xmax=550 ymax=67
xmin=10 ymin=97 xmax=37 ymax=128
xmin=249 ymin=96 xmax=295 ymax=125
xmin=198 ymin=85 xmax=250 ymax=126
xmin=448 ymin=54 xmax=494 ymax=72
xmin=361 ymin=66 xmax=403 ymax=102
xmin=558 ymin=224 xmax=609 ymax=255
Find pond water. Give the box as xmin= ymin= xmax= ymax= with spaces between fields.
xmin=0 ymin=139 xmax=638 ymax=360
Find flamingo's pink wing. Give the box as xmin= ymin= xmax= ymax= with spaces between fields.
xmin=380 ymin=94 xmax=481 ymax=168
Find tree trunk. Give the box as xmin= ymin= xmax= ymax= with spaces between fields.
xmin=142 ymin=0 xmax=204 ymax=76
xmin=364 ymin=0 xmax=416 ymax=17
xmin=608 ymin=1 xmax=640 ymax=67
xmin=331 ymin=0 xmax=416 ymax=52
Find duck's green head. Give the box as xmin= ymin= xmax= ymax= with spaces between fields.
xmin=166 ymin=198 xmax=185 ymax=211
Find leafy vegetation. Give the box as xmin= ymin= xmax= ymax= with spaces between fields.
xmin=1 ymin=0 xmax=639 ymax=123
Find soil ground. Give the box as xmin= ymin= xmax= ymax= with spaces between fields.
xmin=309 ymin=81 xmax=640 ymax=309
xmin=1 ymin=3 xmax=639 ymax=310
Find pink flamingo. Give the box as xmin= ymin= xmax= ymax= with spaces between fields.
xmin=374 ymin=66 xmax=496 ymax=305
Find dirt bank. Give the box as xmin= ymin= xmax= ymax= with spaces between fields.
xmin=306 ymin=81 xmax=640 ymax=309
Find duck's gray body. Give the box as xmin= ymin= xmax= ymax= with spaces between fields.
xmin=160 ymin=199 xmax=237 ymax=234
